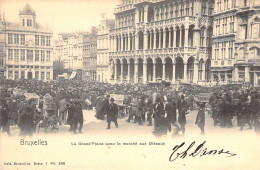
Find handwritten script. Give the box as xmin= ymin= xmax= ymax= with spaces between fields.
xmin=169 ymin=141 xmax=237 ymax=162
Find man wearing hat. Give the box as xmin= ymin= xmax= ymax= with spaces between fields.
xmin=106 ymin=98 xmax=118 ymax=129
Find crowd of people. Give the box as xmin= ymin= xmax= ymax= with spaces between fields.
xmin=0 ymin=78 xmax=260 ymax=138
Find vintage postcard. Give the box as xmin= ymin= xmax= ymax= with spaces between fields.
xmin=0 ymin=0 xmax=260 ymax=169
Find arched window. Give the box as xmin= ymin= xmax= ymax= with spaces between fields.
xmin=249 ymin=47 xmax=260 ymax=59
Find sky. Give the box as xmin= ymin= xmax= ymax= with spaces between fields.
xmin=1 ymin=0 xmax=119 ymax=37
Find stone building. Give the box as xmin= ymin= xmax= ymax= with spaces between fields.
xmin=83 ymin=27 xmax=97 ymax=81
xmin=97 ymin=14 xmax=115 ymax=82
xmin=54 ymin=33 xmax=84 ymax=80
xmin=3 ymin=4 xmax=53 ymax=80
xmin=0 ymin=15 xmax=5 ymax=78
xmin=108 ymin=0 xmax=213 ymax=84
xmin=234 ymin=0 xmax=260 ymax=86
xmin=212 ymin=0 xmax=260 ymax=86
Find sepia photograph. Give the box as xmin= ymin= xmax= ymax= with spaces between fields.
xmin=0 ymin=0 xmax=260 ymax=169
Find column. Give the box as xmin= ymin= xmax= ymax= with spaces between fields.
xmin=144 ymin=32 xmax=148 ymax=50
xmin=184 ymin=62 xmax=187 ymax=81
xmin=233 ymin=66 xmax=238 ymax=82
xmin=132 ymin=35 xmax=135 ymax=50
xmin=162 ymin=62 xmax=165 ymax=80
xmin=172 ymin=63 xmax=176 ymax=82
xmin=121 ymin=35 xmax=124 ymax=51
xmin=150 ymin=31 xmax=153 ymax=49
xmin=153 ymin=63 xmax=156 ymax=81
xmin=114 ymin=64 xmax=117 ymax=82
xmin=121 ymin=63 xmax=123 ymax=82
xmin=153 ymin=31 xmax=157 ymax=49
xmin=143 ymin=62 xmax=147 ymax=83
xmin=202 ymin=63 xmax=205 ymax=81
xmin=169 ymin=29 xmax=172 ymax=48
xmin=193 ymin=62 xmax=199 ymax=83
xmin=159 ymin=30 xmax=162 ymax=48
xmin=114 ymin=37 xmax=117 ymax=52
xmin=127 ymin=63 xmax=130 ymax=82
xmin=128 ymin=34 xmax=131 ymax=51
xmin=135 ymin=33 xmax=139 ymax=50
xmin=144 ymin=6 xmax=148 ymax=23
xmin=173 ymin=29 xmax=176 ymax=47
xmin=163 ymin=30 xmax=166 ymax=48
xmin=185 ymin=28 xmax=189 ymax=47
xmin=134 ymin=61 xmax=138 ymax=83
xmin=245 ymin=66 xmax=250 ymax=82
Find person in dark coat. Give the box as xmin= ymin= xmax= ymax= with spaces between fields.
xmin=153 ymin=98 xmax=164 ymax=130
xmin=0 ymin=101 xmax=11 ymax=136
xmin=152 ymin=113 xmax=171 ymax=138
xmin=67 ymin=99 xmax=75 ymax=131
xmin=106 ymin=98 xmax=118 ymax=129
xmin=18 ymin=102 xmax=34 ymax=137
xmin=195 ymin=102 xmax=206 ymax=135
xmin=73 ymin=100 xmax=83 ymax=134
xmin=146 ymin=98 xmax=153 ymax=126
xmin=165 ymin=98 xmax=177 ymax=124
xmin=177 ymin=95 xmax=188 ymax=136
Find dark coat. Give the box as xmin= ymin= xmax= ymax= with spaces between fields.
xmin=195 ymin=109 xmax=205 ymax=127
xmin=74 ymin=102 xmax=83 ymax=119
xmin=67 ymin=103 xmax=75 ymax=125
xmin=153 ymin=102 xmax=164 ymax=119
xmin=153 ymin=116 xmax=171 ymax=137
xmin=106 ymin=103 xmax=118 ymax=122
xmin=177 ymin=100 xmax=188 ymax=124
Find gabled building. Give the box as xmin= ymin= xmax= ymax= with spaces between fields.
xmin=97 ymin=14 xmax=115 ymax=82
xmin=3 ymin=4 xmax=53 ymax=80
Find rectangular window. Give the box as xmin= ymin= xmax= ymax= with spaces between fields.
xmin=180 ymin=3 xmax=184 ymax=16
xmin=46 ymin=51 xmax=50 ymax=62
xmin=41 ymin=50 xmax=45 ymax=62
xmin=14 ymin=49 xmax=19 ymax=60
xmin=21 ymin=71 xmax=25 ymax=79
xmin=46 ymin=72 xmax=50 ymax=80
xmin=202 ymin=1 xmax=206 ymax=15
xmin=228 ymin=41 xmax=233 ymax=59
xmin=22 ymin=19 xmax=25 ymax=26
xmin=41 ymin=36 xmax=45 ymax=46
xmin=27 ymin=19 xmax=32 ymax=26
xmin=35 ymin=50 xmax=39 ymax=61
xmin=8 ymin=71 xmax=13 ymax=79
xmin=20 ymin=49 xmax=25 ymax=61
xmin=185 ymin=2 xmax=190 ymax=16
xmin=35 ymin=71 xmax=39 ymax=80
xmin=46 ymin=36 xmax=50 ymax=46
xmin=8 ymin=34 xmax=13 ymax=44
xmin=15 ymin=71 xmax=19 ymax=79
xmin=35 ymin=35 xmax=39 ymax=45
xmin=175 ymin=5 xmax=178 ymax=17
xmin=41 ymin=71 xmax=45 ymax=80
xmin=14 ymin=34 xmax=19 ymax=44
xmin=21 ymin=34 xmax=25 ymax=45
xmin=8 ymin=49 xmax=13 ymax=60
xmin=27 ymin=50 xmax=33 ymax=61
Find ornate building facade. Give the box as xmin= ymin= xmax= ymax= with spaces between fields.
xmin=97 ymin=15 xmax=115 ymax=82
xmin=0 ymin=15 xmax=5 ymax=78
xmin=108 ymin=0 xmax=213 ymax=84
xmin=212 ymin=0 xmax=260 ymax=86
xmin=83 ymin=27 xmax=97 ymax=81
xmin=234 ymin=0 xmax=260 ymax=86
xmin=54 ymin=33 xmax=84 ymax=80
xmin=3 ymin=4 xmax=53 ymax=80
